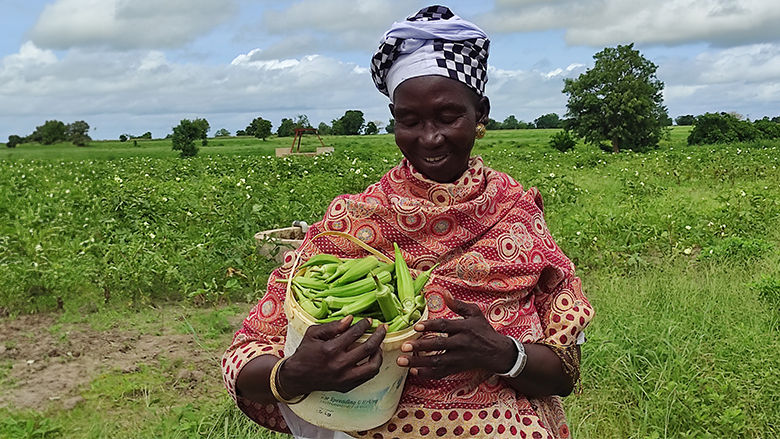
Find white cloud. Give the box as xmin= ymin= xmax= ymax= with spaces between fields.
xmin=0 ymin=43 xmax=389 ymax=139
xmin=29 ymin=0 xmax=237 ymax=50
xmin=659 ymin=43 xmax=780 ymax=116
xmin=485 ymin=64 xmax=587 ymax=122
xmin=239 ymin=0 xmax=419 ymax=57
xmin=480 ymin=0 xmax=780 ymax=48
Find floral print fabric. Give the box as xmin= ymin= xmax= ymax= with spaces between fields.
xmin=223 ymin=157 xmax=593 ymax=438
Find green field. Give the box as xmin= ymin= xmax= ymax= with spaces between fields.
xmin=1 ymin=128 xmax=779 ymax=438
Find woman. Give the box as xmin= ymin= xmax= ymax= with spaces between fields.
xmin=223 ymin=6 xmax=593 ymax=439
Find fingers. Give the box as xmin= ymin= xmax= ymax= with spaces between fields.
xmin=444 ymin=294 xmax=483 ymax=318
xmin=343 ymin=324 xmax=387 ymax=365
xmin=415 ymin=317 xmax=456 ymax=333
xmin=330 ymin=317 xmax=375 ymax=351
xmin=346 ymin=345 xmax=384 ymax=385
xmin=306 ymin=315 xmax=352 ymax=340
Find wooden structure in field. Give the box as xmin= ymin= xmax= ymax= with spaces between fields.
xmin=275 ymin=128 xmax=333 ymax=157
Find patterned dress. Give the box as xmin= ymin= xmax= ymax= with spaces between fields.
xmin=222 ymin=157 xmax=594 ymax=439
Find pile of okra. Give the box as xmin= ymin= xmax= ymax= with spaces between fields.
xmin=283 ymin=243 xmax=435 ymax=333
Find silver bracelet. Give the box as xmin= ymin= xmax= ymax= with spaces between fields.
xmin=496 ymin=336 xmax=527 ymax=378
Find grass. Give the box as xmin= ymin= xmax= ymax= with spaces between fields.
xmin=1 ymin=127 xmax=779 ymax=437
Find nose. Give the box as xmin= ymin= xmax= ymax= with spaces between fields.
xmin=419 ymin=122 xmax=444 ymax=149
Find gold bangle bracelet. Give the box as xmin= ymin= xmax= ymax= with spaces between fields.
xmin=270 ymin=358 xmax=307 ymax=405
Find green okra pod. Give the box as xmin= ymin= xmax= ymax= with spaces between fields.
xmin=386 ymin=314 xmax=409 ymax=332
xmin=314 ymin=270 xmax=392 ymax=297
xmin=413 ymin=263 xmax=439 ymax=294
xmin=292 ymin=277 xmax=329 ymax=291
xmin=325 ymin=258 xmax=359 ymax=283
xmin=331 ymin=291 xmax=378 ymax=317
xmin=393 ymin=242 xmax=415 ymax=310
xmin=324 ymin=291 xmax=375 ymax=310
xmin=299 ymin=298 xmax=329 ymax=319
xmin=371 ymin=261 xmax=395 ymax=275
xmin=333 ymin=256 xmax=379 ymax=286
xmin=373 ymin=273 xmax=400 ymax=322
xmin=299 ymin=254 xmax=342 ymax=269
xmin=414 ymin=294 xmax=427 ymax=311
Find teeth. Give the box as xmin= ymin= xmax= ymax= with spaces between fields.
xmin=424 ymin=155 xmax=446 ymax=163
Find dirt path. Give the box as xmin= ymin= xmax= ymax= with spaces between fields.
xmin=0 ymin=310 xmax=238 ymax=410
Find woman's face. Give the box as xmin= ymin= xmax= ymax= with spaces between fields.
xmin=390 ymin=76 xmax=490 ymax=183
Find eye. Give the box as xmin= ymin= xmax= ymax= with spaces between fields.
xmin=398 ymin=117 xmax=419 ymax=128
xmin=438 ymin=111 xmax=462 ymax=124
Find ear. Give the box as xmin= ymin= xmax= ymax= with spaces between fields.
xmin=476 ymin=97 xmax=490 ymax=125
xmin=388 ymin=103 xmax=396 ymax=118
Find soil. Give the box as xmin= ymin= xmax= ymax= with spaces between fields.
xmin=0 ymin=311 xmax=242 ymax=410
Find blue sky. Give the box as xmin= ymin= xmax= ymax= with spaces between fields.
xmin=1 ymin=0 xmax=779 ymax=140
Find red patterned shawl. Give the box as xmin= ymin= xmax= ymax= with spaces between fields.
xmin=223 ymin=157 xmax=593 ymax=439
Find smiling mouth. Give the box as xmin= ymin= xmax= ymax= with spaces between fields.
xmin=423 ymin=154 xmax=448 ymax=163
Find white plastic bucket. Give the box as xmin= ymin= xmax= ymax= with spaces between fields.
xmin=282 ymin=286 xmax=426 ymax=431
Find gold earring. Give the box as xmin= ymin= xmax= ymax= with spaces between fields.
xmin=475 ymin=123 xmax=486 ymax=139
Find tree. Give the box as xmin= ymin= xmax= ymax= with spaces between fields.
xmin=191 ymin=119 xmax=210 ymax=146
xmin=171 ymin=119 xmax=204 ymax=157
xmin=502 ymin=115 xmax=521 ymax=130
xmin=294 ymin=114 xmax=311 ymax=129
xmin=771 ymin=116 xmax=780 ymax=124
xmin=7 ymin=135 xmax=22 ymax=148
xmin=249 ymin=118 xmax=272 ymax=140
xmin=215 ymin=128 xmax=231 ymax=137
xmin=675 ymin=115 xmax=696 ymax=126
xmin=485 ymin=118 xmax=502 ymax=130
xmin=386 ymin=118 xmax=395 ymax=134
xmin=119 ymin=134 xmax=128 ymax=142
xmin=235 ymin=129 xmax=247 ymax=136
xmin=30 ymin=120 xmax=68 ymax=145
xmin=687 ymin=113 xmax=759 ymax=145
xmin=138 ymin=131 xmax=152 ymax=140
xmin=364 ymin=121 xmax=379 ymax=135
xmin=534 ymin=113 xmax=563 ymax=129
xmin=318 ymin=122 xmax=332 ymax=135
xmin=277 ymin=118 xmax=295 ymax=137
xmin=563 ymin=43 xmax=668 ymax=153
xmin=66 ymin=120 xmax=91 ymax=146
xmin=332 ymin=110 xmax=365 ymax=135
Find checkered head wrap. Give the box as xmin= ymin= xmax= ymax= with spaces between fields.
xmin=371 ymin=5 xmax=490 ymax=101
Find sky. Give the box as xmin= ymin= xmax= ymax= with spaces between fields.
xmin=1 ymin=0 xmax=779 ymax=141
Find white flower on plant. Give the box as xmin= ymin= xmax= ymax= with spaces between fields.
xmin=683 ymin=248 xmax=692 ymax=255
xmin=549 ymin=173 xmax=555 ymax=178
xmin=149 ymin=233 xmax=156 ymax=239
xmin=685 ymin=225 xmax=691 ymax=230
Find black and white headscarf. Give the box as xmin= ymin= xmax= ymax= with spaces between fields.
xmin=370 ymin=5 xmax=490 ymax=101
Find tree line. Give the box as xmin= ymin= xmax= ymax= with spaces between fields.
xmin=6 ymin=120 xmax=91 ymax=148
xmin=8 ymin=42 xmax=780 ymax=155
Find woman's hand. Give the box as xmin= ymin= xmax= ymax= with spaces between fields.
xmin=279 ymin=316 xmax=387 ymax=396
xmin=396 ymin=295 xmax=516 ymax=380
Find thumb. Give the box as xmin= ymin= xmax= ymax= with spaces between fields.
xmin=444 ymin=293 xmax=482 ymax=318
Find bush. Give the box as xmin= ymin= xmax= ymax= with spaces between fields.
xmin=171 ymin=119 xmax=203 ymax=158
xmin=7 ymin=135 xmax=22 ymax=148
xmin=688 ymin=113 xmax=760 ymax=145
xmin=753 ymin=118 xmax=780 ymax=139
xmin=549 ymin=130 xmax=577 ymax=152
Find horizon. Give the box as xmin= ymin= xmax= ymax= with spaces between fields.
xmin=1 ymin=1 xmax=779 ymax=141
